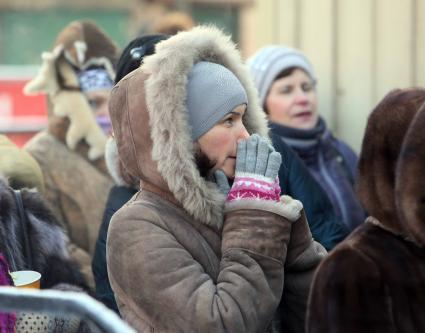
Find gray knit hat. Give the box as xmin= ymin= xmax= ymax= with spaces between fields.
xmin=186 ymin=61 xmax=248 ymax=140
xmin=247 ymin=46 xmax=316 ymax=107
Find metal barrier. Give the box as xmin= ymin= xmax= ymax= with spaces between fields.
xmin=0 ymin=286 xmax=136 ymax=333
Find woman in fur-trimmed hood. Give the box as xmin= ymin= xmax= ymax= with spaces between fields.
xmin=23 ymin=21 xmax=118 ymax=287
xmin=107 ymin=26 xmax=326 ymax=333
xmin=307 ymin=88 xmax=425 ymax=332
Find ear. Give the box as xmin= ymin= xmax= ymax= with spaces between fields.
xmin=23 ymin=46 xmax=63 ymax=96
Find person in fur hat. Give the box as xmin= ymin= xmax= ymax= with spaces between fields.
xmin=307 ymin=88 xmax=425 ymax=332
xmin=92 ymin=33 xmax=170 ymax=313
xmin=23 ymin=20 xmax=118 ymax=288
xmin=107 ymin=25 xmax=326 ymax=333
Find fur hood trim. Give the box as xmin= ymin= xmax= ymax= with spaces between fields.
xmin=395 ymin=99 xmax=425 ymax=245
xmin=357 ymin=88 xmax=425 ymax=245
xmin=104 ymin=137 xmax=138 ymax=188
xmin=111 ymin=26 xmax=270 ymax=229
xmin=104 ymin=137 xmax=126 ymax=186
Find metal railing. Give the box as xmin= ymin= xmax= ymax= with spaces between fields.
xmin=0 ymin=286 xmax=136 ymax=333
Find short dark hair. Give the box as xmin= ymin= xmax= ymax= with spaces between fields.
xmin=194 ymin=146 xmax=216 ymax=179
xmin=274 ymin=66 xmax=300 ymax=81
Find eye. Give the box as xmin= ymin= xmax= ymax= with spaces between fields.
xmin=279 ymin=86 xmax=293 ymax=94
xmin=302 ymin=82 xmax=315 ymax=92
xmin=88 ymin=99 xmax=99 ymax=109
xmin=224 ymin=117 xmax=234 ymax=126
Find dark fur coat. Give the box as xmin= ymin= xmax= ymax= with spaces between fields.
xmin=306 ymin=88 xmax=425 ymax=332
xmin=0 ymin=177 xmax=89 ymax=290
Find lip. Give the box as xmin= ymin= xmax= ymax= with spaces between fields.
xmin=293 ymin=111 xmax=312 ymax=117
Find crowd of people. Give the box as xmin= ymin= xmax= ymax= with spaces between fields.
xmin=0 ymin=14 xmax=424 ymax=333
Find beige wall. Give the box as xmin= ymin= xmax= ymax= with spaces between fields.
xmin=240 ymin=0 xmax=425 ymax=152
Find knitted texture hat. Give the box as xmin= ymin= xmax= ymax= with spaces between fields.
xmin=247 ymin=46 xmax=317 ymax=107
xmin=186 ymin=61 xmax=248 ymax=140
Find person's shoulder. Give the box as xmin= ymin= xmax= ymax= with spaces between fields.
xmin=315 ymin=233 xmax=379 ymax=284
xmin=270 ymin=131 xmax=298 ymax=163
xmin=24 ymin=131 xmax=70 ymax=163
xmin=108 ymin=192 xmax=167 ymax=231
xmin=330 ymin=136 xmax=357 ymax=158
xmin=24 ymin=131 xmax=59 ymax=150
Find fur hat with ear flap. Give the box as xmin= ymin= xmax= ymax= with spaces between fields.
xmin=23 ymin=21 xmax=119 ymax=161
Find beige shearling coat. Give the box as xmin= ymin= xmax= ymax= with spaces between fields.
xmin=107 ymin=26 xmax=326 ymax=333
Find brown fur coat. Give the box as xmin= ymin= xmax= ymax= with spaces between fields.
xmin=307 ymin=88 xmax=425 ymax=332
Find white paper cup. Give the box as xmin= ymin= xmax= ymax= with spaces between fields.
xmin=10 ymin=270 xmax=41 ymax=289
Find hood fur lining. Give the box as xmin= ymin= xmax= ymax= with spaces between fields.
xmin=142 ymin=26 xmax=270 ymax=229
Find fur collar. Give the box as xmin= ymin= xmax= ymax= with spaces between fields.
xmin=111 ymin=26 xmax=270 ymax=229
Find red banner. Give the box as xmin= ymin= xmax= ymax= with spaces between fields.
xmin=0 ymin=66 xmax=48 ymax=147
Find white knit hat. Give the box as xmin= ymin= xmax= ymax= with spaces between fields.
xmin=247 ymin=46 xmax=316 ymax=107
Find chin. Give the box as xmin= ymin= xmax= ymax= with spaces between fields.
xmin=292 ymin=117 xmax=318 ymax=130
xmin=222 ymin=161 xmax=236 ymax=179
xmin=223 ymin=170 xmax=235 ymax=179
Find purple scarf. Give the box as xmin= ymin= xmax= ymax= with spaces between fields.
xmin=0 ymin=254 xmax=16 ymax=333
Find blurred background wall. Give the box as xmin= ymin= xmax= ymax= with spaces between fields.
xmin=1 ymin=0 xmax=424 ymax=151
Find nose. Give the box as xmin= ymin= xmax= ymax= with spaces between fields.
xmin=238 ymin=124 xmax=250 ymax=140
xmin=294 ymin=89 xmax=310 ymax=106
xmin=96 ymin=102 xmax=110 ymax=118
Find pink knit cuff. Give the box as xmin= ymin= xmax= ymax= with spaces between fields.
xmin=227 ymin=175 xmax=281 ymax=202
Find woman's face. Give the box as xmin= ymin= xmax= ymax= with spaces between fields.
xmin=197 ymin=104 xmax=250 ymax=179
xmin=265 ymin=68 xmax=318 ymax=129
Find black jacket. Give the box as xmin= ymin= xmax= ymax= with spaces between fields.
xmin=92 ymin=185 xmax=137 ymax=313
xmin=272 ymin=134 xmax=348 ymax=250
xmin=271 ymin=119 xmax=365 ymax=232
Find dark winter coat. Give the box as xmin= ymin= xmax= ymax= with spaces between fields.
xmin=307 ymin=88 xmax=425 ymax=333
xmin=92 ymin=185 xmax=136 ymax=313
xmin=271 ymin=118 xmax=365 ymax=232
xmin=107 ymin=26 xmax=326 ymax=333
xmin=0 ymin=177 xmax=88 ymax=290
xmin=271 ymin=133 xmax=349 ymax=250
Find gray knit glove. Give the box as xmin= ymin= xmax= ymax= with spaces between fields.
xmin=224 ymin=134 xmax=282 ymax=201
xmin=213 ymin=169 xmax=231 ymax=195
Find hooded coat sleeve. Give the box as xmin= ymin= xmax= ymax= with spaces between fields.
xmin=107 ymin=200 xmax=297 ymax=333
